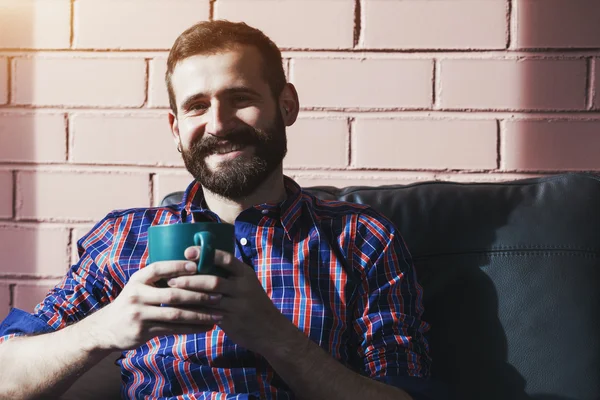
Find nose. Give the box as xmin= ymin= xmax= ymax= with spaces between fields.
xmin=205 ymin=101 xmax=234 ymax=137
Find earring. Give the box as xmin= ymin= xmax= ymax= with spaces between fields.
xmin=177 ymin=143 xmax=182 ymax=153
xmin=284 ymin=107 xmax=290 ymax=114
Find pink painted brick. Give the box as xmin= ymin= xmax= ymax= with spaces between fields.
xmin=17 ymin=171 xmax=151 ymax=221
xmin=154 ymin=173 xmax=194 ymax=207
xmin=0 ymin=282 xmax=9 ymax=321
xmin=215 ymin=0 xmax=354 ymax=49
xmin=284 ymin=118 xmax=348 ymax=168
xmin=502 ymin=120 xmax=600 ymax=171
xmin=70 ymin=113 xmax=182 ymax=166
xmin=149 ymin=57 xmax=170 ymax=108
xmin=292 ymin=58 xmax=433 ymax=109
xmin=440 ymin=59 xmax=587 ymax=111
xmin=0 ymin=113 xmax=67 ymax=163
xmin=0 ymin=0 xmax=71 ymax=49
xmin=13 ymin=57 xmax=146 ymax=107
xmin=364 ymin=0 xmax=506 ymax=50
xmin=353 ymin=119 xmax=497 ymax=170
xmin=516 ymin=0 xmax=600 ymax=48
xmin=74 ymin=0 xmax=209 ymax=50
xmin=0 ymin=225 xmax=70 ymax=276
xmin=0 ymin=172 xmax=12 ymax=219
xmin=13 ymin=280 xmax=61 ymax=312
xmin=0 ymin=58 xmax=7 ymax=104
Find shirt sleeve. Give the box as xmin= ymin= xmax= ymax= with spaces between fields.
xmin=0 ymin=215 xmax=120 ymax=343
xmin=351 ymin=209 xmax=432 ymax=382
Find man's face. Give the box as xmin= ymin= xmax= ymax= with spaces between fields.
xmin=169 ymin=46 xmax=287 ymax=199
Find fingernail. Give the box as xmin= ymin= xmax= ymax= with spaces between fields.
xmin=212 ymin=314 xmax=223 ymax=322
xmin=187 ymin=247 xmax=199 ymax=258
xmin=209 ymin=294 xmax=221 ymax=302
xmin=185 ymin=262 xmax=196 ymax=272
xmin=167 ymin=279 xmax=177 ymax=287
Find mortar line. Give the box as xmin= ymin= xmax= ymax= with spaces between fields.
xmin=3 ymin=48 xmax=600 ymax=55
xmin=65 ymin=114 xmax=71 ymax=162
xmin=432 ymin=59 xmax=438 ymax=109
xmin=68 ymin=227 xmax=75 ymax=268
xmin=353 ymin=0 xmax=362 ymax=48
xmin=434 ymin=60 xmax=442 ymax=109
xmin=11 ymin=170 xmax=17 ymax=220
xmin=210 ymin=0 xmax=216 ymax=21
xmin=142 ymin=58 xmax=150 ymax=108
xmin=587 ymin=58 xmax=596 ymax=110
xmin=5 ymin=57 xmax=11 ymax=104
xmin=497 ymin=120 xmax=503 ymax=170
xmin=347 ymin=117 xmax=355 ymax=167
xmin=149 ymin=173 xmax=156 ymax=207
xmin=506 ymin=0 xmax=514 ymax=49
xmin=70 ymin=0 xmax=75 ymax=48
xmin=8 ymin=283 xmax=15 ymax=308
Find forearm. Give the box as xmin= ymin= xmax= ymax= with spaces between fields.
xmin=0 ymin=320 xmax=112 ymax=399
xmin=261 ymin=326 xmax=413 ymax=400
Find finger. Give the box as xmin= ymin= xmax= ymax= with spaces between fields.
xmin=131 ymin=261 xmax=197 ymax=284
xmin=211 ymin=295 xmax=232 ymax=312
xmin=184 ymin=247 xmax=244 ymax=277
xmin=138 ymin=287 xmax=222 ymax=306
xmin=145 ymin=323 xmax=215 ymax=337
xmin=167 ymin=274 xmax=232 ymax=295
xmin=184 ymin=246 xmax=200 ymax=261
xmin=212 ymin=250 xmax=246 ymax=277
xmin=143 ymin=305 xmax=223 ymax=325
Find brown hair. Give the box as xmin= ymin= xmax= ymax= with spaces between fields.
xmin=166 ymin=20 xmax=287 ymax=114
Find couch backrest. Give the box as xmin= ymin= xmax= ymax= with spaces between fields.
xmin=161 ymin=173 xmax=600 ymax=400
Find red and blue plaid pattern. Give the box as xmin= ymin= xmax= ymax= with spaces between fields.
xmin=0 ymin=177 xmax=431 ymax=399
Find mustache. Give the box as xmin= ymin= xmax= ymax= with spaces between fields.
xmin=190 ymin=126 xmax=264 ymax=155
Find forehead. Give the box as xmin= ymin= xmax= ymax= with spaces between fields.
xmin=170 ymin=46 xmax=269 ymax=99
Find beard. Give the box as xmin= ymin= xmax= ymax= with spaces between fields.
xmin=181 ymin=109 xmax=287 ymax=199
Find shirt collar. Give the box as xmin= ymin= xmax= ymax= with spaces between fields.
xmin=179 ymin=176 xmax=305 ymax=240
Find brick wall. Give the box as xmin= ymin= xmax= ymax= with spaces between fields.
xmin=1 ymin=0 xmax=599 ymax=317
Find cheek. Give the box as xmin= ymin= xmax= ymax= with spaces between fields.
xmin=236 ymin=107 xmax=266 ymax=128
xmin=179 ymin=117 xmax=205 ymax=145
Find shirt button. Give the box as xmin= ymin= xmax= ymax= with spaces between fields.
xmin=240 ymin=238 xmax=248 ymax=246
xmin=261 ymin=209 xmax=269 ymax=215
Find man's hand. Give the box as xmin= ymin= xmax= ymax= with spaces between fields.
xmin=82 ymin=261 xmax=222 ymax=352
xmin=166 ymin=246 xmax=296 ymax=354
xmin=166 ymin=246 xmax=414 ymax=400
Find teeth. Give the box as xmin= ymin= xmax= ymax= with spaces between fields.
xmin=215 ymin=143 xmax=243 ymax=154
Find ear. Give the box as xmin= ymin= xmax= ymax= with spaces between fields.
xmin=279 ymin=83 xmax=300 ymax=126
xmin=168 ymin=111 xmax=181 ymax=149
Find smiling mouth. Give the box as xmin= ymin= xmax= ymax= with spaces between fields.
xmin=212 ymin=143 xmax=245 ymax=155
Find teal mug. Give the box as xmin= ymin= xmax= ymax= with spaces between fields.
xmin=148 ymin=222 xmax=235 ymax=278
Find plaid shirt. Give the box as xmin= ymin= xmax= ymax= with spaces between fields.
xmin=0 ymin=177 xmax=431 ymax=399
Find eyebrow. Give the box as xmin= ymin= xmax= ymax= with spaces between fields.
xmin=180 ymin=86 xmax=262 ymax=111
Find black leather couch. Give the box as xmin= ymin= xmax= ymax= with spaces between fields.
xmin=62 ymin=172 xmax=600 ymax=400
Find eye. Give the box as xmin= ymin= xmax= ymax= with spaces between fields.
xmin=232 ymin=95 xmax=252 ymax=108
xmin=187 ymin=103 xmax=209 ymax=114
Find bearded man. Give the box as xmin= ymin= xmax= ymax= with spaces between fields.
xmin=0 ymin=21 xmax=435 ymax=400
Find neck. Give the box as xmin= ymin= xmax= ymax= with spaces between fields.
xmin=201 ymin=165 xmax=287 ymax=224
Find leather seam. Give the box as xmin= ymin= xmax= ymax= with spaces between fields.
xmin=488 ymin=244 xmax=598 ymax=251
xmin=487 ymin=251 xmax=599 ymax=258
xmin=324 ymin=173 xmax=600 ymax=196
xmin=415 ymin=250 xmax=600 ymax=260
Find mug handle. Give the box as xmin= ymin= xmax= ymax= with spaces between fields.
xmin=193 ymin=232 xmax=215 ymax=274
